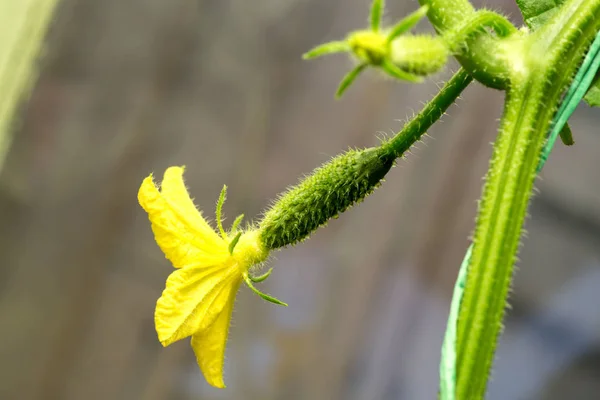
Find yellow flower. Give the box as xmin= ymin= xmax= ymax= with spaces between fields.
xmin=138 ymin=166 xmax=285 ymax=388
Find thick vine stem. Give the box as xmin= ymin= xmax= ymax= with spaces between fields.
xmin=454 ymin=0 xmax=600 ymax=397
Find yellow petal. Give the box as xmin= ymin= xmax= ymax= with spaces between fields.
xmin=155 ymin=264 xmax=240 ymax=346
xmin=138 ymin=167 xmax=227 ymax=268
xmin=161 ymin=167 xmax=214 ymax=234
xmin=191 ymin=278 xmax=240 ymax=389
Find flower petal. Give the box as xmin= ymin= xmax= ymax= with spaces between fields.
xmin=155 ymin=264 xmax=240 ymax=346
xmin=161 ymin=167 xmax=215 ymax=235
xmin=191 ymin=279 xmax=240 ymax=389
xmin=138 ymin=167 xmax=227 ymax=268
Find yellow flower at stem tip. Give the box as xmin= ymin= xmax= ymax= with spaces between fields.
xmin=138 ymin=166 xmax=286 ymax=388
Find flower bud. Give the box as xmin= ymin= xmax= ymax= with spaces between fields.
xmin=347 ymin=30 xmax=387 ymax=65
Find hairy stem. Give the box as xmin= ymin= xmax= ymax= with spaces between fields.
xmin=383 ymin=68 xmax=472 ymax=157
xmin=417 ymin=0 xmax=514 ymax=88
xmin=455 ymin=0 xmax=600 ymax=397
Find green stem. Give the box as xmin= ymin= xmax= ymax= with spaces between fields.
xmin=455 ymin=0 xmax=600 ymax=397
xmin=383 ymin=68 xmax=472 ymax=157
xmin=456 ymin=78 xmax=546 ymax=398
xmin=442 ymin=28 xmax=600 ymax=400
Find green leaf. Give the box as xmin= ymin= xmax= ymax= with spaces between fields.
xmin=515 ymin=0 xmax=600 ymax=107
xmin=559 ymin=123 xmax=574 ymax=146
xmin=516 ymin=0 xmax=564 ymax=30
xmin=584 ymin=72 xmax=600 ymax=107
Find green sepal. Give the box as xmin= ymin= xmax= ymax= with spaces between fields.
xmin=370 ymin=0 xmax=384 ymax=32
xmin=386 ymin=5 xmax=429 ymax=44
xmin=230 ymin=213 xmax=245 ymax=234
xmin=216 ymin=185 xmax=227 ymax=239
xmin=303 ymin=41 xmax=350 ymax=60
xmin=243 ymin=272 xmax=288 ymax=306
xmin=336 ymin=64 xmax=367 ymax=98
xmin=248 ymin=268 xmax=273 ymax=283
xmin=381 ymin=58 xmax=422 ymax=82
xmin=228 ymin=231 xmax=242 ymax=255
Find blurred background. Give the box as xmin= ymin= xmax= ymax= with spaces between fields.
xmin=1 ymin=0 xmax=600 ymax=399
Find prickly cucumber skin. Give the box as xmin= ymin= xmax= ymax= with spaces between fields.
xmin=259 ymin=146 xmax=395 ymax=250
xmin=391 ymin=35 xmax=449 ymax=76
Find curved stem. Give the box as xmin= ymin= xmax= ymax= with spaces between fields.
xmin=418 ymin=0 xmax=514 ymax=88
xmin=443 ymin=10 xmax=517 ymax=51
